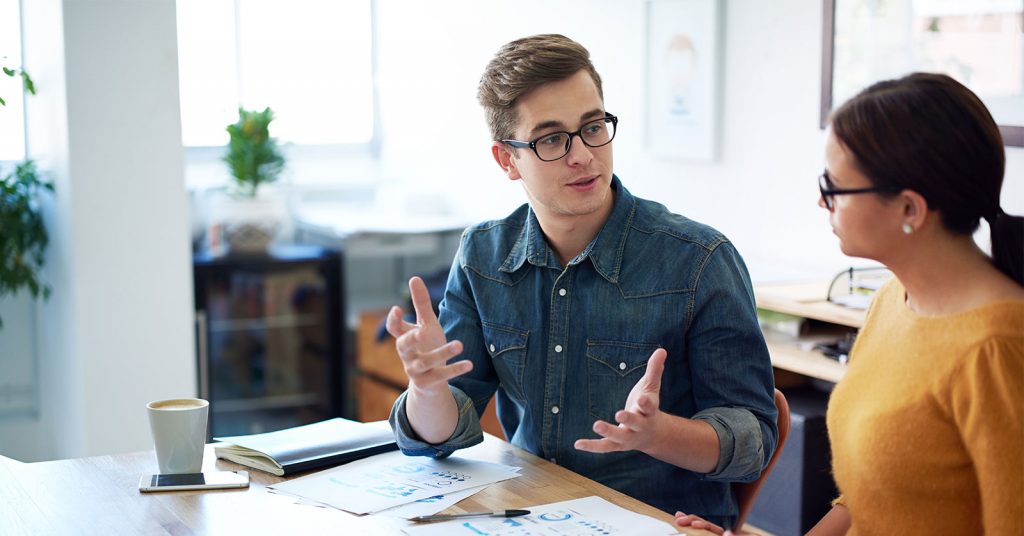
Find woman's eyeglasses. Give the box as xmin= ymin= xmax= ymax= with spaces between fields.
xmin=818 ymin=171 xmax=900 ymax=211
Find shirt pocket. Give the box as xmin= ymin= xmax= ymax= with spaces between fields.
xmin=482 ymin=321 xmax=530 ymax=403
xmin=586 ymin=340 xmax=660 ymax=422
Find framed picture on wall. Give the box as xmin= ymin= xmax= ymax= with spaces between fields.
xmin=821 ymin=0 xmax=1024 ymax=146
xmin=645 ymin=0 xmax=723 ymax=161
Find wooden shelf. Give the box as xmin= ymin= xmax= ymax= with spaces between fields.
xmin=755 ymin=281 xmax=866 ymax=384
xmin=763 ymin=330 xmax=848 ymax=384
xmin=754 ymin=282 xmax=866 ymax=329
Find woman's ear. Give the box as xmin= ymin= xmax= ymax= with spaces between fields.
xmin=491 ymin=141 xmax=521 ymax=181
xmin=900 ymin=189 xmax=930 ymax=234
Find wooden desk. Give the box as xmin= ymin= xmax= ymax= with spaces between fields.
xmin=0 ymin=434 xmax=710 ymax=535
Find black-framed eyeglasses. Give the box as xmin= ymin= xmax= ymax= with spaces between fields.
xmin=818 ymin=170 xmax=899 ymax=211
xmin=502 ymin=113 xmax=618 ymax=162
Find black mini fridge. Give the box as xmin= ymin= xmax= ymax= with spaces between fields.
xmin=193 ymin=245 xmax=346 ymax=439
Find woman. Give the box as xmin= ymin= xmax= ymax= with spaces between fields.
xmin=678 ymin=73 xmax=1023 ymax=534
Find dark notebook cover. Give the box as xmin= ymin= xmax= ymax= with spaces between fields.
xmin=214 ymin=418 xmax=398 ymax=476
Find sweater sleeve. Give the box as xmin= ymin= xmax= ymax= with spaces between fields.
xmin=948 ymin=337 xmax=1024 ymax=534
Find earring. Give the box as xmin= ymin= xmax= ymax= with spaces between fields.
xmin=902 ymin=223 xmax=913 ymax=235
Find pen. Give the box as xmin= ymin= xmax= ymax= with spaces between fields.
xmin=409 ymin=509 xmax=531 ymax=523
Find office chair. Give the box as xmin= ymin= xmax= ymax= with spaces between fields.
xmin=734 ymin=388 xmax=791 ymax=531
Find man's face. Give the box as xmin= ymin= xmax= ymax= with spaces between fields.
xmin=494 ymin=69 xmax=614 ymax=226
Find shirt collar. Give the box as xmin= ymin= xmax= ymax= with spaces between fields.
xmin=500 ymin=175 xmax=636 ymax=283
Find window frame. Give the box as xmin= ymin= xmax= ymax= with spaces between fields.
xmin=0 ymin=0 xmax=28 ymax=164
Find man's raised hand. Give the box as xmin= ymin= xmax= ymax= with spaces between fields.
xmin=385 ymin=276 xmax=472 ymax=392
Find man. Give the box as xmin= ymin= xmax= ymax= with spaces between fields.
xmin=386 ymin=34 xmax=776 ymax=526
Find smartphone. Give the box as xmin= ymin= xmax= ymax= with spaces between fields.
xmin=138 ymin=470 xmax=250 ymax=493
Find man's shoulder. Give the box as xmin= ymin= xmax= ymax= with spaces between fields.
xmin=462 ymin=204 xmax=528 ymax=241
xmin=458 ymin=204 xmax=530 ymax=262
xmin=628 ymin=196 xmax=729 ymax=252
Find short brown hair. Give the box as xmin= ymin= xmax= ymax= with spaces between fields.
xmin=477 ymin=34 xmax=603 ymax=141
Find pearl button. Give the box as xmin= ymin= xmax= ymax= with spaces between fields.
xmin=551 ymin=406 xmax=560 ymax=414
xmin=554 ymin=345 xmax=563 ymax=353
xmin=489 ymin=344 xmax=495 ymax=353
xmin=619 ymin=362 xmax=627 ymax=370
xmin=558 ymin=288 xmax=566 ymax=296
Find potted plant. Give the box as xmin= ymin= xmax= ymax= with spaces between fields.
xmin=224 ymin=107 xmax=285 ymax=197
xmin=213 ymin=107 xmax=287 ymax=254
xmin=0 ymin=160 xmax=53 ymax=328
xmin=1 ymin=65 xmax=52 ymax=329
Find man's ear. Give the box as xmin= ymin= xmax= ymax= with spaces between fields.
xmin=491 ymin=141 xmax=521 ymax=181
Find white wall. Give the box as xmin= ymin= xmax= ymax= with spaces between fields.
xmin=0 ymin=0 xmax=195 ymax=461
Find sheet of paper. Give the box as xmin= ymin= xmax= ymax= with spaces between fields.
xmin=268 ymin=450 xmax=521 ymax=514
xmin=270 ymin=464 xmax=520 ymax=518
xmin=375 ymin=484 xmax=488 ymax=518
xmin=401 ymin=496 xmax=678 ymax=536
xmin=378 ymin=464 xmax=520 ymax=519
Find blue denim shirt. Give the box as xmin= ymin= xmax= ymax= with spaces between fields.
xmin=389 ymin=176 xmax=777 ymax=524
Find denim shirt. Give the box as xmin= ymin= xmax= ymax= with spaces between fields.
xmin=389 ymin=176 xmax=777 ymax=523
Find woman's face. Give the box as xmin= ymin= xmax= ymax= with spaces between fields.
xmin=820 ymin=129 xmax=906 ymax=261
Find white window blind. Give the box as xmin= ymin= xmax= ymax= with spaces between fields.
xmin=175 ymin=0 xmax=375 ymax=148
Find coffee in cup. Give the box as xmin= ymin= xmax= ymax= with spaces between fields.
xmin=147 ymin=398 xmax=209 ymax=474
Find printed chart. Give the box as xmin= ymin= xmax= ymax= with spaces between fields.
xmin=269 ymin=451 xmax=521 ymax=514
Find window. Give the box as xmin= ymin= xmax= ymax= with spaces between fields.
xmin=0 ymin=0 xmax=25 ymax=162
xmin=175 ymin=0 xmax=376 ymax=150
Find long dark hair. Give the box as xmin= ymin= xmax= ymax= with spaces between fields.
xmin=830 ymin=72 xmax=1023 ymax=285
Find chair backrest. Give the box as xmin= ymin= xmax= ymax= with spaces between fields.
xmin=734 ymin=388 xmax=791 ymax=531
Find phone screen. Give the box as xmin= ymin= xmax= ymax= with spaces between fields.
xmin=143 ymin=470 xmax=249 ymax=491
xmin=154 ymin=473 xmax=211 ymax=486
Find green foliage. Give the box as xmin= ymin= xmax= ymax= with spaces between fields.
xmin=1 ymin=63 xmax=36 ymax=106
xmin=0 ymin=160 xmax=53 ymax=328
xmin=223 ymin=107 xmax=285 ymax=197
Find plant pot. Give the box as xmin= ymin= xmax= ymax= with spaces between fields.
xmin=206 ymin=192 xmax=287 ymax=255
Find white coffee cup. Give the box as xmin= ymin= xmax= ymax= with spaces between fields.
xmin=146 ymin=398 xmax=209 ymax=474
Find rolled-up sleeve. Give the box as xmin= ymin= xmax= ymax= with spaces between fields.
xmin=693 ymin=406 xmax=765 ymax=479
xmin=388 ymin=385 xmax=484 ymax=458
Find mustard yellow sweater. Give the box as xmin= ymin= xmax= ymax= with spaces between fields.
xmin=827 ymin=279 xmax=1023 ymax=535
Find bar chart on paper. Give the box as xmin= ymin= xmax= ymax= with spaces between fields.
xmin=268 ymin=451 xmax=522 ymax=515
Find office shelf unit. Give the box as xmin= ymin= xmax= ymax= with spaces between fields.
xmin=193 ymin=245 xmax=346 ymax=439
xmin=755 ymin=281 xmax=865 ymax=384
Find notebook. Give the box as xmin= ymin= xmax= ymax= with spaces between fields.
xmin=213 ymin=418 xmax=398 ymax=476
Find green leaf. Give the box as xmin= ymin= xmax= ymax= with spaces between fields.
xmin=2 ymin=67 xmax=14 ymax=77
xmin=21 ymin=71 xmax=35 ymax=95
xmin=0 ymin=96 xmax=5 ymax=106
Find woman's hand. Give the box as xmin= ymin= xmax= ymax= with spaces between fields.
xmin=674 ymin=512 xmax=755 ymax=535
xmin=675 ymin=512 xmax=724 ymax=535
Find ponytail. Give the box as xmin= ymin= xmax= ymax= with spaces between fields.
xmin=988 ymin=212 xmax=1024 ymax=285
